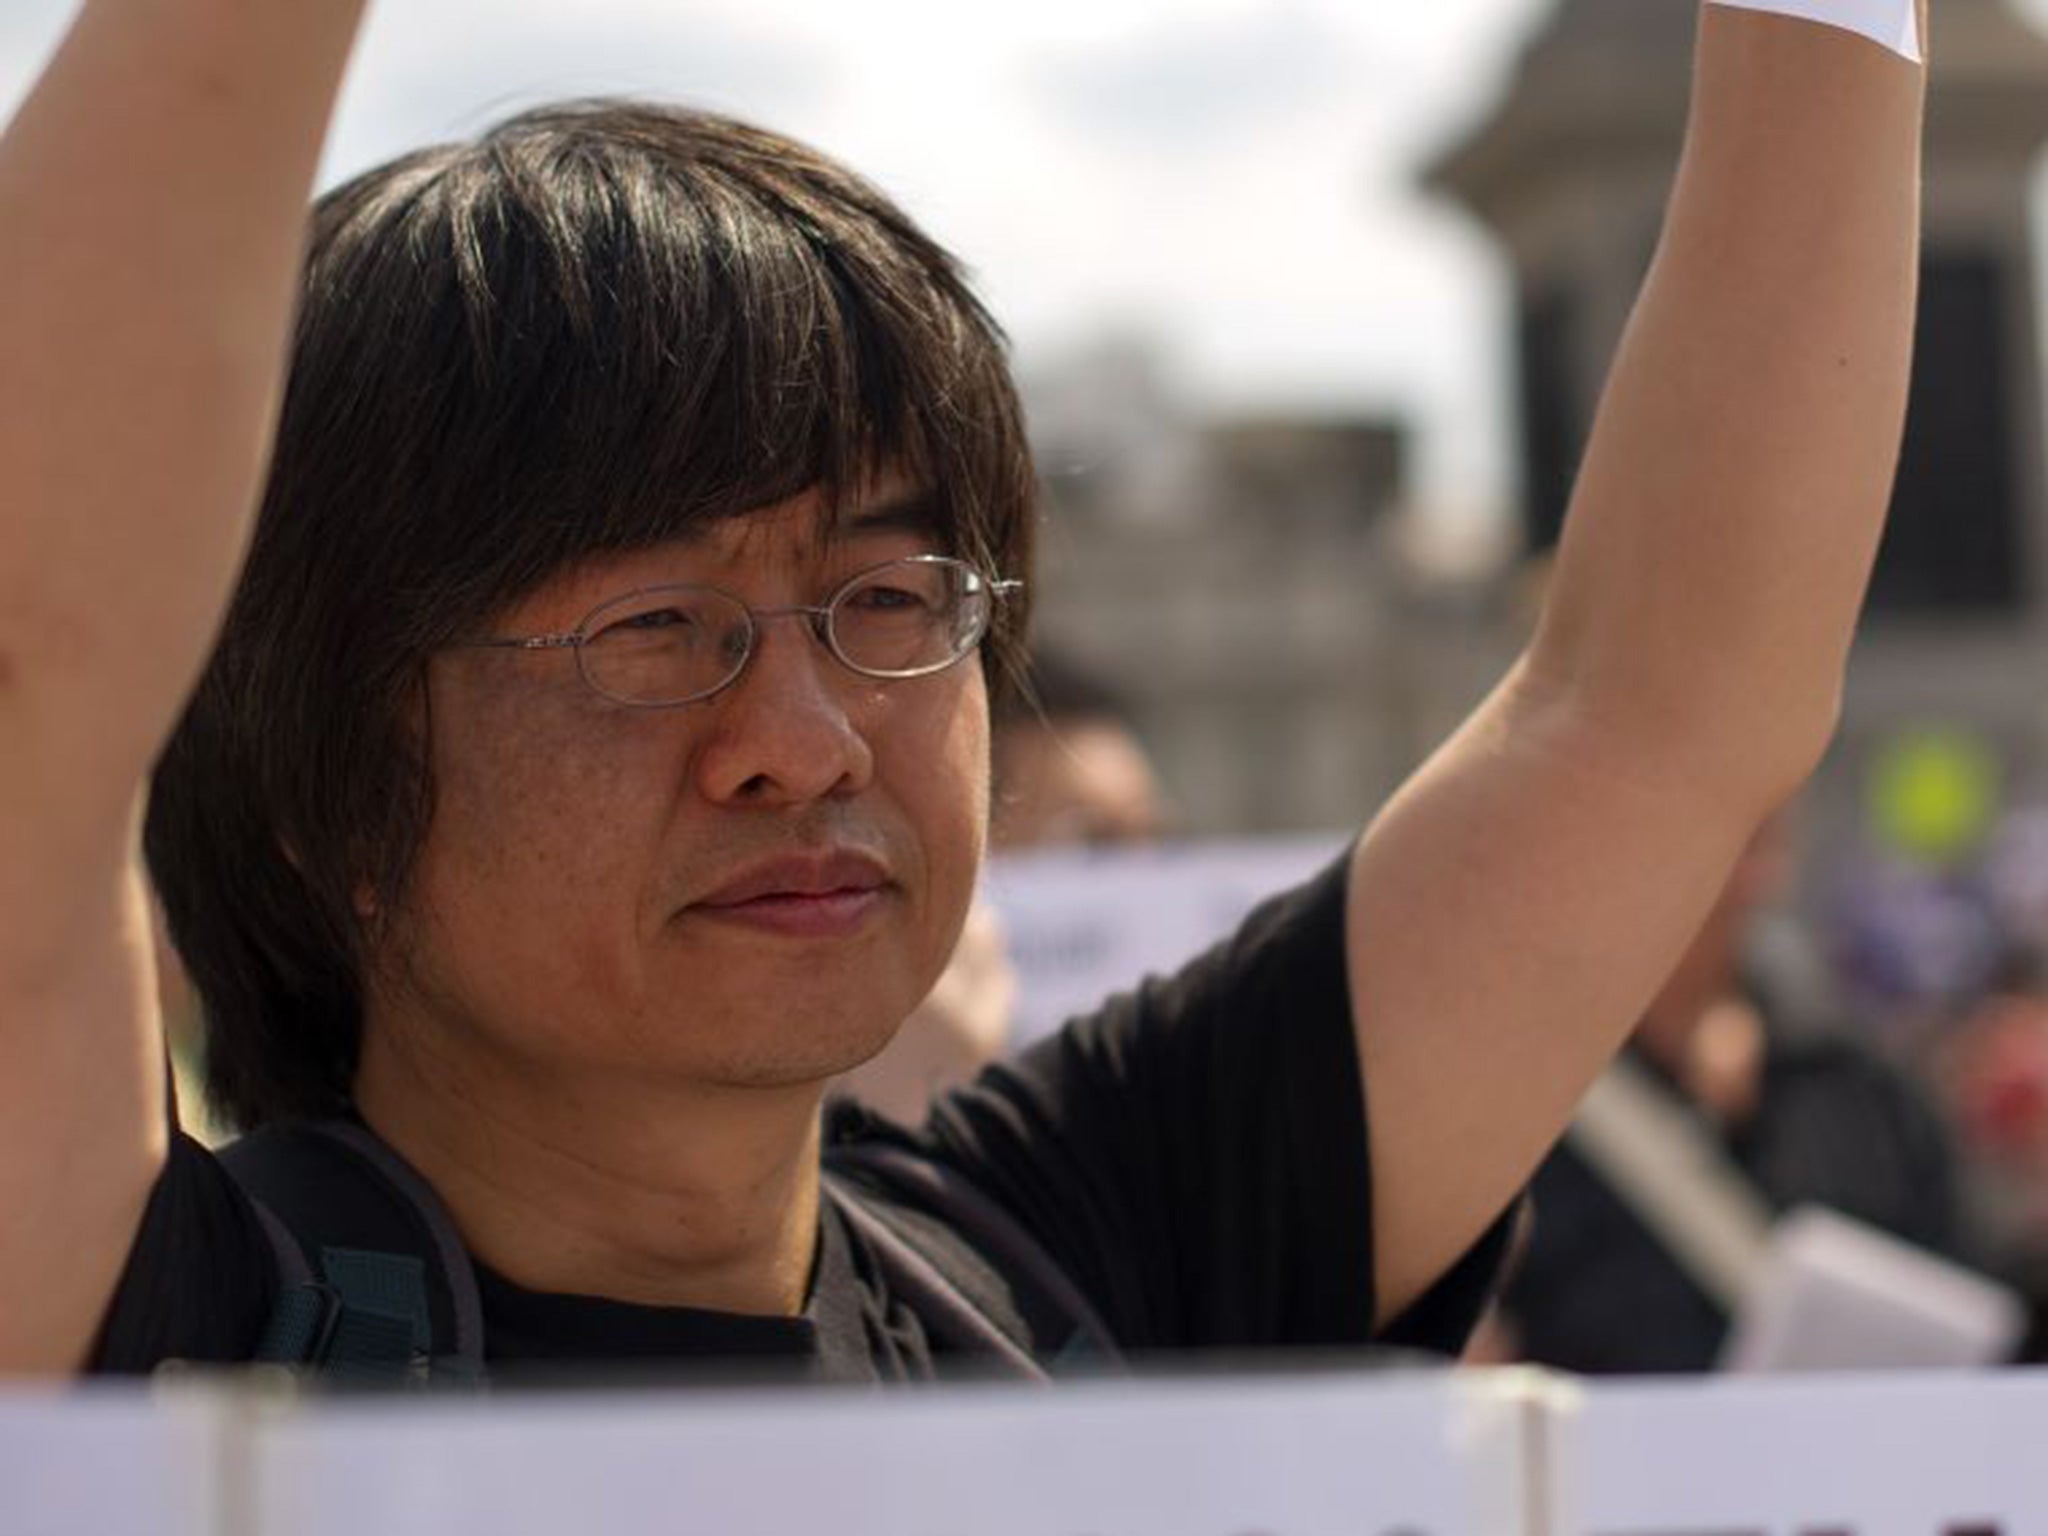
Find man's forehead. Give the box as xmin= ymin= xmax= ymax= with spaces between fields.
xmin=717 ymin=479 xmax=945 ymax=553
xmin=518 ymin=480 xmax=948 ymax=622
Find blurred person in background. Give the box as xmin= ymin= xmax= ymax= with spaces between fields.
xmin=988 ymin=652 xmax=1167 ymax=851
xmin=0 ymin=0 xmax=1926 ymax=1382
xmin=1935 ymin=947 xmax=2048 ymax=1358
xmin=1481 ymin=816 xmax=1970 ymax=1373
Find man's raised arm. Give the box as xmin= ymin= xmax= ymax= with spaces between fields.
xmin=1352 ymin=2 xmax=1927 ymax=1324
xmin=0 ymin=0 xmax=366 ymax=1373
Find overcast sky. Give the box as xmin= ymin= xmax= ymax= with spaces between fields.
xmin=9 ymin=0 xmax=2040 ymax=535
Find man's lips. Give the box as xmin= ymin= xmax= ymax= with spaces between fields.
xmin=686 ymin=851 xmax=893 ymax=938
xmin=693 ymin=851 xmax=891 ymax=908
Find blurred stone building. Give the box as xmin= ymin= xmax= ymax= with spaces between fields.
xmin=1428 ymin=0 xmax=2048 ymax=868
xmin=1021 ymin=341 xmax=1508 ymax=836
xmin=1025 ymin=0 xmax=2048 ymax=868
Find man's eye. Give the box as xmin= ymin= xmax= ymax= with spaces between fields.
xmin=593 ymin=604 xmax=708 ymax=643
xmin=844 ymin=583 xmax=934 ymax=614
xmin=620 ymin=606 xmax=692 ymax=630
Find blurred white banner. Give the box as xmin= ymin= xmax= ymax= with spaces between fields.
xmin=1547 ymin=1371 xmax=2048 ymax=1534
xmin=252 ymin=1371 xmax=1530 ymax=1536
xmin=983 ymin=832 xmax=1349 ymax=1047
xmin=12 ymin=1368 xmax=2048 ymax=1534
xmin=0 ymin=1386 xmax=226 ymax=1536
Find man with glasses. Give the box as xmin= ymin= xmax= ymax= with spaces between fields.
xmin=0 ymin=1 xmax=1926 ymax=1380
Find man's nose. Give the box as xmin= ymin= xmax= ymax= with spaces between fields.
xmin=692 ymin=612 xmax=876 ymax=807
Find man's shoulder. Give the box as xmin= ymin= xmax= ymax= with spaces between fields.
xmin=90 ymin=1129 xmax=280 ymax=1373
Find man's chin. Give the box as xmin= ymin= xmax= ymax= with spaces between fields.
xmin=686 ymin=1024 xmax=911 ymax=1095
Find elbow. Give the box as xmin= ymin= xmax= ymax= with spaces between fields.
xmin=1508 ymin=647 xmax=1845 ymax=822
xmin=1768 ymin=679 xmax=1845 ymax=797
xmin=1696 ymin=670 xmax=1846 ymax=809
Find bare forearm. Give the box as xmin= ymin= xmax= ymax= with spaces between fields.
xmin=0 ymin=0 xmax=368 ymax=801
xmin=1529 ymin=3 xmax=1925 ymax=796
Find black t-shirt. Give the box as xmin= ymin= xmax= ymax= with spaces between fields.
xmin=92 ymin=857 xmax=1510 ymax=1378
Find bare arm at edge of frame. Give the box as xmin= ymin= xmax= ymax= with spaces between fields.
xmin=0 ymin=0 xmax=369 ymax=1375
xmin=1354 ymin=2 xmax=1926 ymax=1326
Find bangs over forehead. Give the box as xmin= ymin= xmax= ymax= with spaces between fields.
xmin=279 ymin=101 xmax=1031 ymax=635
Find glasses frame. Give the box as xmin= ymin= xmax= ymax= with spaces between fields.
xmin=463 ymin=553 xmax=1023 ymax=709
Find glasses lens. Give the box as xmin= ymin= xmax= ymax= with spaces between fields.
xmin=577 ymin=587 xmax=752 ymax=705
xmin=831 ymin=558 xmax=991 ymax=678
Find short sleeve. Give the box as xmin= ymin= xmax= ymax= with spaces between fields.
xmin=919 ymin=852 xmax=1511 ymax=1358
xmin=88 ymin=1130 xmax=279 ymax=1374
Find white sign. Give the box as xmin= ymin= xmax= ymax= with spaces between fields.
xmin=19 ymin=1366 xmax=2048 ymax=1534
xmin=1545 ymin=1370 xmax=2048 ymax=1536
xmin=1725 ymin=1207 xmax=2027 ymax=1374
xmin=0 ymin=1383 xmax=227 ymax=1536
xmin=984 ymin=834 xmax=1349 ymax=1046
xmin=252 ymin=1371 xmax=1530 ymax=1536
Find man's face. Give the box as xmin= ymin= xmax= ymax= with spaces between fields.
xmin=370 ymin=484 xmax=991 ymax=1096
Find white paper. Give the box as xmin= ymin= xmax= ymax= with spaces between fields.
xmin=1723 ymin=1205 xmax=2028 ymax=1373
xmin=1708 ymin=0 xmax=1922 ymax=62
xmin=29 ymin=1369 xmax=2048 ymax=1535
xmin=1545 ymin=1372 xmax=2048 ymax=1536
xmin=0 ymin=1385 xmax=227 ymax=1536
xmin=253 ymin=1372 xmax=1531 ymax=1536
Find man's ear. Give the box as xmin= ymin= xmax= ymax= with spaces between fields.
xmin=279 ymin=835 xmax=377 ymax=919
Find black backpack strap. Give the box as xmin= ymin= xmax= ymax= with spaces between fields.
xmin=220 ymin=1120 xmax=487 ymax=1386
xmin=243 ymin=1196 xmax=346 ymax=1366
xmin=825 ymin=1131 xmax=1123 ymax=1373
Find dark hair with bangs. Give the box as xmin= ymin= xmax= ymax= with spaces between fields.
xmin=144 ymin=101 xmax=1037 ymax=1131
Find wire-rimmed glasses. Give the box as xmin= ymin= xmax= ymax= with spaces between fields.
xmin=464 ymin=554 xmax=1022 ymax=708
